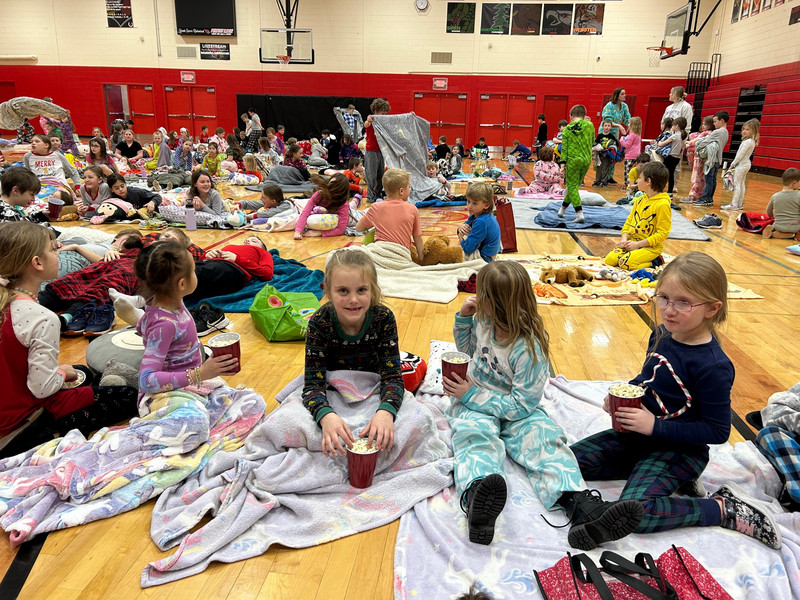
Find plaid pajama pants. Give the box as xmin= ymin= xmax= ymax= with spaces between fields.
xmin=756 ymin=426 xmax=800 ymax=505
xmin=571 ymin=429 xmax=710 ymax=532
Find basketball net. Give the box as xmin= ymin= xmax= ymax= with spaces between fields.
xmin=647 ymin=46 xmax=674 ymax=68
xmin=276 ymin=55 xmax=291 ymax=69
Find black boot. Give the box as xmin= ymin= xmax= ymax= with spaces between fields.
xmin=563 ymin=489 xmax=644 ymax=551
xmin=460 ymin=474 xmax=507 ymax=545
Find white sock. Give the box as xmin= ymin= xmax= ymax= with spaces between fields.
xmin=109 ymin=287 xmax=145 ymax=309
xmin=557 ymin=206 xmax=567 ymax=218
xmin=573 ymin=212 xmax=585 ymax=223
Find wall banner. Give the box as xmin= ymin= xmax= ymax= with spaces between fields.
xmin=106 ymin=0 xmax=133 ymax=28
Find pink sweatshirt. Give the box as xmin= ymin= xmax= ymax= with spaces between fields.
xmin=295 ymin=191 xmax=350 ymax=237
xmin=620 ymin=132 xmax=641 ymax=160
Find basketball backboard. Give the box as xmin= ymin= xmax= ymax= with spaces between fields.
xmin=259 ymin=28 xmax=314 ymax=64
xmin=661 ymin=2 xmax=694 ymax=59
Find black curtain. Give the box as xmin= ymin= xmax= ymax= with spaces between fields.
xmin=235 ymin=95 xmax=378 ymax=140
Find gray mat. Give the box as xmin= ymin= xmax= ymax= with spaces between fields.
xmin=510 ymin=198 xmax=711 ymax=242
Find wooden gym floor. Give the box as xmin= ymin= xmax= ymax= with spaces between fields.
xmin=1 ymin=161 xmax=797 ymax=599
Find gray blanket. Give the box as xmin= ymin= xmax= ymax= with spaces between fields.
xmin=0 ymin=97 xmax=69 ymax=129
xmin=246 ymin=165 xmax=315 ymax=193
xmin=373 ymin=113 xmax=442 ymax=204
xmin=140 ymin=370 xmax=454 ymax=587
xmin=761 ymin=380 xmax=800 ymax=435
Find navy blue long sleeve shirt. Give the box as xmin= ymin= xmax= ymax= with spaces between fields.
xmin=631 ymin=326 xmax=734 ymax=447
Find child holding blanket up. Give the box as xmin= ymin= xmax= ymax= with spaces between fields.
xmin=303 ymin=250 xmax=404 ymax=456
xmin=571 ymin=252 xmax=781 ymax=549
xmin=444 ymin=261 xmax=643 ymax=547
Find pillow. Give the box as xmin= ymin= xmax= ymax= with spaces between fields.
xmin=85 ymin=326 xmax=145 ymax=373
xmin=418 ymin=339 xmax=459 ymax=395
xmin=306 ymin=213 xmax=340 ymax=231
xmin=228 ymin=172 xmax=260 ymax=186
xmin=577 ymin=190 xmax=607 ymax=206
xmin=400 ymin=351 xmax=427 ymax=392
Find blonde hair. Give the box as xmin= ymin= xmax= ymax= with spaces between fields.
xmin=742 ymin=118 xmax=760 ymax=145
xmin=426 ymin=160 xmax=437 ymax=170
xmin=0 ymin=221 xmax=51 ymax=327
xmin=476 ymin=261 xmax=550 ymax=362
xmin=160 ymin=227 xmax=191 ymax=248
xmin=629 ymin=116 xmax=642 ymax=136
xmin=653 ymin=251 xmax=728 ymax=340
xmin=382 ymin=169 xmax=410 ymax=197
xmin=243 ymin=153 xmax=257 ymax=171
xmin=324 ymin=250 xmax=383 ymax=307
xmin=466 ymin=182 xmax=494 ymax=214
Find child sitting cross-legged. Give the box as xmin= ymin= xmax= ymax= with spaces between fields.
xmin=763 ymin=167 xmax=800 ymax=240
xmin=522 ymin=145 xmax=563 ymax=196
xmin=444 ymin=260 xmax=644 ymax=547
xmin=426 ymin=161 xmax=451 ymax=199
xmin=457 ymin=183 xmax=501 ymax=263
xmin=303 ymin=250 xmax=403 ymax=457
xmin=605 ymin=162 xmax=672 ymax=270
xmin=135 ymin=241 xmax=238 ymax=404
xmin=355 ymin=169 xmax=424 ymax=261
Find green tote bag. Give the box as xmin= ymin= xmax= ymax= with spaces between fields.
xmin=249 ymin=285 xmax=320 ymax=342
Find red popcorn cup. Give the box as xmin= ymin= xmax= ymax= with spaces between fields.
xmin=608 ymin=383 xmax=645 ymax=432
xmin=48 ymin=198 xmax=65 ymax=220
xmin=346 ymin=442 xmax=380 ymax=488
xmin=207 ymin=332 xmax=241 ymax=374
xmin=441 ymin=351 xmax=470 ymax=382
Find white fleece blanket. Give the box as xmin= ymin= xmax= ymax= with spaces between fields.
xmin=140 ymin=370 xmax=453 ymax=587
xmin=340 ymin=242 xmax=486 ymax=304
xmin=395 ymin=376 xmax=799 ymax=600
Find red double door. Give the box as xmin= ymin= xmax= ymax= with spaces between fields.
xmin=412 ymin=93 xmax=468 ymax=146
xmin=476 ymin=94 xmax=539 ymax=148
xmin=164 ymin=86 xmax=219 ymax=138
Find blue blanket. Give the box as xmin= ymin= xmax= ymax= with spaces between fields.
xmin=187 ymin=249 xmax=324 ymax=312
xmin=415 ymin=198 xmax=467 ymax=208
xmin=533 ymin=202 xmax=629 ymax=230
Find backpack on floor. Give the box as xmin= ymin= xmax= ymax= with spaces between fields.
xmin=735 ymin=212 xmax=774 ymax=234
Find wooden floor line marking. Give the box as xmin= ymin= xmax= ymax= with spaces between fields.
xmin=705 ymin=230 xmax=800 ymax=275
xmin=0 ymin=534 xmax=48 ymax=600
xmin=205 ymin=230 xmax=246 ymax=250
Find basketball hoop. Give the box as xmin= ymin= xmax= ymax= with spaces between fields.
xmin=647 ymin=46 xmax=675 ymax=68
xmin=276 ymin=54 xmax=291 ymax=65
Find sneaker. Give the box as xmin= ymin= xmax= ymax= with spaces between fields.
xmin=745 ymin=410 xmax=764 ymax=430
xmin=460 ymin=474 xmax=507 ymax=545
xmin=679 ymin=196 xmax=696 ymax=204
xmin=651 ymin=255 xmax=665 ymax=268
xmin=712 ymin=482 xmax=782 ymax=549
xmin=592 ymin=181 xmax=601 ymax=187
xmin=694 ymin=214 xmax=722 ymax=229
xmin=721 ymin=203 xmax=741 ymax=211
xmin=608 ymin=178 xmax=618 ymax=184
xmin=670 ymin=203 xmax=682 ymax=211
xmin=191 ymin=303 xmax=230 ymax=337
xmin=564 ymin=489 xmax=644 ymax=551
xmin=693 ymin=199 xmax=713 ymax=207
xmin=83 ymin=302 xmax=116 ymax=337
xmin=676 ymin=479 xmax=707 ymax=498
xmin=63 ymin=302 xmax=96 ymax=336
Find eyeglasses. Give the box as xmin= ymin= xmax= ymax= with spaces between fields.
xmin=652 ymin=295 xmax=706 ymax=313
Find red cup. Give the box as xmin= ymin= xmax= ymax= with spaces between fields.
xmin=441 ymin=351 xmax=470 ymax=382
xmin=608 ymin=384 xmax=645 ymax=432
xmin=207 ymin=332 xmax=241 ymax=374
xmin=346 ymin=445 xmax=379 ymax=488
xmin=48 ymin=198 xmax=65 ymax=220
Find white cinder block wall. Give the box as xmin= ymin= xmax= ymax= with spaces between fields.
xmin=3 ymin=0 xmax=793 ymax=79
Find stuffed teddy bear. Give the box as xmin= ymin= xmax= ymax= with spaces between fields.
xmin=540 ymin=265 xmax=594 ymax=287
xmin=410 ymin=235 xmax=464 ymax=266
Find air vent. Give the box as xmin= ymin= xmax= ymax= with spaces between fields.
xmin=177 ymin=46 xmax=197 ymax=58
xmin=431 ymin=52 xmax=452 ymax=64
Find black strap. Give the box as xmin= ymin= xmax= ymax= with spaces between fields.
xmin=670 ymin=545 xmax=715 ymax=600
xmin=569 ymin=553 xmax=615 ymax=600
xmin=600 ymin=552 xmax=679 ymax=600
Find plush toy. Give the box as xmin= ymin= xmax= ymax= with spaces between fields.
xmin=226 ymin=210 xmax=247 ymax=228
xmin=540 ymin=265 xmax=594 ymax=287
xmin=597 ymin=267 xmax=624 ymax=282
xmin=630 ymin=268 xmax=658 ymax=288
xmin=410 ymin=235 xmax=464 ymax=266
xmin=89 ymin=198 xmax=136 ymax=224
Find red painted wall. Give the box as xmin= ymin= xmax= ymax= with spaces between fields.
xmin=0 ymin=65 xmax=684 ymax=142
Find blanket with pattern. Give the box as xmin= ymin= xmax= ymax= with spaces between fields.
xmin=139 ymin=370 xmax=453 ymax=587
xmin=395 ymin=374 xmax=799 ymax=600
xmin=0 ymin=386 xmax=265 ymax=547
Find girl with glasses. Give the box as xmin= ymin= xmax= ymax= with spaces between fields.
xmin=569 ymin=251 xmax=782 ymax=550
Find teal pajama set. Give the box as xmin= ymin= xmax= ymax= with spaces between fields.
xmin=447 ymin=312 xmax=586 ymax=509
xmin=559 ymin=119 xmax=596 ymax=210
